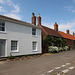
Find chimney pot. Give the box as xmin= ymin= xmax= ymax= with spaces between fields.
xmin=32 ymin=13 xmax=35 ymax=16
xmin=38 ymin=14 xmax=40 ymax=17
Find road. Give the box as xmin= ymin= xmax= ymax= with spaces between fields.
xmin=0 ymin=50 xmax=75 ymax=75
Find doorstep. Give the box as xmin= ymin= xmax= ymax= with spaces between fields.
xmin=0 ymin=57 xmax=7 ymax=61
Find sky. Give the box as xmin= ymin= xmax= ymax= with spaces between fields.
xmin=0 ymin=0 xmax=75 ymax=34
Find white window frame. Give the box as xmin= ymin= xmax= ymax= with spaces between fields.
xmin=32 ymin=41 xmax=37 ymax=51
xmin=0 ymin=22 xmax=6 ymax=33
xmin=11 ymin=40 xmax=19 ymax=52
xmin=32 ymin=28 xmax=36 ymax=35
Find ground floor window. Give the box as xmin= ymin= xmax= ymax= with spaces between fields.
xmin=11 ymin=41 xmax=18 ymax=52
xmin=32 ymin=42 xmax=37 ymax=51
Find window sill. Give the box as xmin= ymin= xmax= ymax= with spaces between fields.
xmin=11 ymin=50 xmax=19 ymax=53
xmin=0 ymin=31 xmax=7 ymax=34
xmin=33 ymin=50 xmax=38 ymax=52
xmin=32 ymin=35 xmax=38 ymax=38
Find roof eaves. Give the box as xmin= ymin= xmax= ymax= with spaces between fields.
xmin=0 ymin=15 xmax=41 ymax=29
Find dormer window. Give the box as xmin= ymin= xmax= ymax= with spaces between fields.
xmin=32 ymin=28 xmax=36 ymax=35
xmin=0 ymin=22 xmax=5 ymax=32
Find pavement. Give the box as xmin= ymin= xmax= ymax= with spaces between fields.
xmin=0 ymin=50 xmax=75 ymax=75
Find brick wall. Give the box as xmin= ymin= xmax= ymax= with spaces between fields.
xmin=67 ymin=39 xmax=75 ymax=49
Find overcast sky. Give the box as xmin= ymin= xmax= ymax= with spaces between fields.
xmin=0 ymin=0 xmax=75 ymax=34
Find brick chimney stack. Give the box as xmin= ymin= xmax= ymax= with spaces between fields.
xmin=32 ymin=13 xmax=36 ymax=25
xmin=37 ymin=14 xmax=41 ymax=25
xmin=73 ymin=32 xmax=74 ymax=36
xmin=54 ymin=22 xmax=58 ymax=31
xmin=66 ymin=30 xmax=69 ymax=34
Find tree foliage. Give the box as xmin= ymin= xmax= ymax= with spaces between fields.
xmin=43 ymin=35 xmax=67 ymax=47
xmin=43 ymin=35 xmax=52 ymax=45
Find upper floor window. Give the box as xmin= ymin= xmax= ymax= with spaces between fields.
xmin=32 ymin=28 xmax=36 ymax=35
xmin=0 ymin=22 xmax=5 ymax=31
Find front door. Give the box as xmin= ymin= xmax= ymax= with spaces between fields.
xmin=0 ymin=40 xmax=5 ymax=57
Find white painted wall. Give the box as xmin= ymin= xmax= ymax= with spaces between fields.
xmin=0 ymin=21 xmax=42 ymax=57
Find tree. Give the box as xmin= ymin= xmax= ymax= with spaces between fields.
xmin=53 ymin=38 xmax=62 ymax=47
xmin=61 ymin=39 xmax=67 ymax=47
xmin=43 ymin=35 xmax=53 ymax=45
xmin=43 ymin=36 xmax=68 ymax=52
xmin=43 ymin=35 xmax=53 ymax=51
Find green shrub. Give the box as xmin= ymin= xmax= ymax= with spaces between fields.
xmin=67 ymin=45 xmax=71 ymax=50
xmin=8 ymin=56 xmax=15 ymax=59
xmin=62 ymin=47 xmax=66 ymax=51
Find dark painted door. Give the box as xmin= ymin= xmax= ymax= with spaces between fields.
xmin=0 ymin=40 xmax=5 ymax=57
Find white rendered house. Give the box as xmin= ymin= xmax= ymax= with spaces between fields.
xmin=0 ymin=14 xmax=42 ymax=57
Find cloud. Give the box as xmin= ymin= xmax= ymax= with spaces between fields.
xmin=72 ymin=0 xmax=75 ymax=3
xmin=6 ymin=0 xmax=20 ymax=13
xmin=59 ymin=23 xmax=72 ymax=32
xmin=11 ymin=4 xmax=20 ymax=13
xmin=0 ymin=6 xmax=7 ymax=12
xmin=0 ymin=0 xmax=4 ymax=3
xmin=64 ymin=6 xmax=75 ymax=13
xmin=72 ymin=10 xmax=75 ymax=13
xmin=0 ymin=0 xmax=22 ymax=20
xmin=5 ymin=0 xmax=20 ymax=13
xmin=64 ymin=6 xmax=73 ymax=11
xmin=42 ymin=21 xmax=75 ymax=34
xmin=6 ymin=0 xmax=13 ymax=6
xmin=64 ymin=0 xmax=75 ymax=13
xmin=4 ymin=13 xmax=21 ymax=20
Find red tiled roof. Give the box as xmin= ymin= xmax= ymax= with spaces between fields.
xmin=38 ymin=24 xmax=75 ymax=40
xmin=59 ymin=31 xmax=75 ymax=40
xmin=39 ymin=25 xmax=63 ymax=38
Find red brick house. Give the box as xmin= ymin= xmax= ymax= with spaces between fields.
xmin=38 ymin=23 xmax=64 ymax=53
xmin=59 ymin=30 xmax=75 ymax=49
xmin=36 ymin=14 xmax=63 ymax=53
xmin=31 ymin=13 xmax=75 ymax=53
